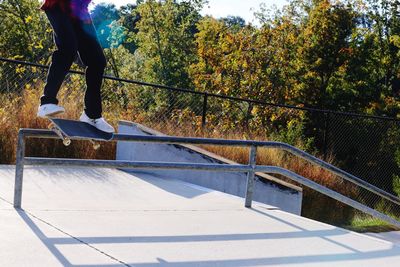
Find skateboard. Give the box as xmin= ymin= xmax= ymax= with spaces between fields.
xmin=47 ymin=118 xmax=113 ymax=150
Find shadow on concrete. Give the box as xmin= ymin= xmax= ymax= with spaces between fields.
xmin=77 ymin=247 xmax=400 ymax=266
xmin=49 ymin=229 xmax=348 ymax=244
xmin=124 ymin=170 xmax=208 ymax=199
xmin=15 ymin=207 xmax=400 ymax=267
xmin=251 ymin=207 xmax=364 ymax=253
xmin=16 ymin=209 xmax=73 ymax=266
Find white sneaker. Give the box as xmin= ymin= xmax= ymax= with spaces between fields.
xmin=79 ymin=112 xmax=115 ymax=133
xmin=37 ymin=104 xmax=65 ymax=118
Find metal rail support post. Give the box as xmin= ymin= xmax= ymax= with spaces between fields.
xmin=245 ymin=146 xmax=257 ymax=208
xmin=14 ymin=130 xmax=25 ymax=208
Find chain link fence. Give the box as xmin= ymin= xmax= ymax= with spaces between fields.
xmin=1 ymin=57 xmax=400 ymax=230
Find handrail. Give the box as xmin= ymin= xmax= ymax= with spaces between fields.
xmin=14 ymin=128 xmax=400 ymax=227
xmin=18 ymin=128 xmax=400 ymax=206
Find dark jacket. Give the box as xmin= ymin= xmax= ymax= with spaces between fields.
xmin=40 ymin=0 xmax=92 ymax=20
xmin=40 ymin=0 xmax=91 ymax=11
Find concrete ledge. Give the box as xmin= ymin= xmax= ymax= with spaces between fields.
xmin=117 ymin=120 xmax=303 ymax=215
xmin=119 ymin=121 xmax=302 ymax=192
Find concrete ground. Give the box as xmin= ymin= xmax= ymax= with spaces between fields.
xmin=1 ymin=165 xmax=400 ymax=267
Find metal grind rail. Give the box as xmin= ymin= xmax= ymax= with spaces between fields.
xmin=13 ymin=128 xmax=400 ymax=228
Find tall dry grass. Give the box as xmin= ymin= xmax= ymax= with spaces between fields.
xmin=0 ymin=83 xmax=357 ymax=225
xmin=0 ymin=81 xmax=132 ymax=163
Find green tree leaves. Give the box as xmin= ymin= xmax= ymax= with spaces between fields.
xmin=0 ymin=0 xmax=53 ymax=62
xmin=135 ymin=0 xmax=204 ymax=88
xmin=1 ymin=0 xmax=400 ymax=117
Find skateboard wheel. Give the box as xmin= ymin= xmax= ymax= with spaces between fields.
xmin=93 ymin=143 xmax=101 ymax=150
xmin=63 ymin=139 xmax=71 ymax=146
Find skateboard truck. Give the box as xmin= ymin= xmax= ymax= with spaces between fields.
xmin=48 ymin=123 xmax=71 ymax=146
xmin=90 ymin=140 xmax=101 ymax=150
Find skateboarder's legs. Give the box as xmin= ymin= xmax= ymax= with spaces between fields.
xmin=41 ymin=6 xmax=106 ymax=119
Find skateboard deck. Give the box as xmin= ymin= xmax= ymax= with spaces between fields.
xmin=47 ymin=118 xmax=113 ymax=148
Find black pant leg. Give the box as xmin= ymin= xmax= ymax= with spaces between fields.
xmin=41 ymin=7 xmax=78 ymax=105
xmin=74 ymin=18 xmax=106 ymax=119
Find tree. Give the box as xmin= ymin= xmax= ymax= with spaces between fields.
xmin=0 ymin=0 xmax=54 ymax=93
xmin=135 ymin=0 xmax=205 ymax=88
xmin=91 ymin=3 xmax=122 ymax=77
xmin=294 ymin=0 xmax=357 ymax=109
xmin=132 ymin=0 xmax=206 ymax=119
xmin=220 ymin=16 xmax=246 ymax=32
xmin=91 ymin=3 xmax=120 ymax=48
xmin=190 ymin=6 xmax=313 ymax=129
xmin=363 ymin=0 xmax=400 ymax=117
xmin=118 ymin=3 xmax=140 ymax=54
xmin=0 ymin=0 xmax=52 ymax=61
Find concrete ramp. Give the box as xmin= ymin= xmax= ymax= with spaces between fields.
xmin=117 ymin=121 xmax=302 ymax=215
xmin=1 ymin=165 xmax=400 ymax=266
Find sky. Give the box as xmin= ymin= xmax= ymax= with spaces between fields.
xmin=93 ymin=0 xmax=288 ymax=24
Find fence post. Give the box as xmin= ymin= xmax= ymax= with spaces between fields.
xmin=322 ymin=112 xmax=331 ymax=161
xmin=245 ymin=102 xmax=253 ymax=130
xmin=245 ymin=146 xmax=257 ymax=208
xmin=14 ymin=130 xmax=25 ymax=208
xmin=202 ymin=93 xmax=208 ymax=128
